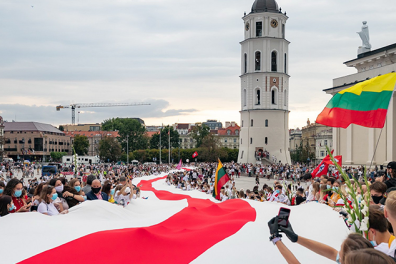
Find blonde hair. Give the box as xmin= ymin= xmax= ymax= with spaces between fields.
xmin=385 ymin=192 xmax=396 ymax=218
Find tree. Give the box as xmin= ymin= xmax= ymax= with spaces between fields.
xmin=199 ymin=134 xmax=227 ymax=162
xmin=58 ymin=125 xmax=64 ymax=131
xmin=149 ymin=126 xmax=180 ymax=150
xmin=102 ymin=118 xmax=148 ymax=152
xmin=191 ymin=124 xmax=210 ymax=148
xmin=50 ymin=152 xmax=67 ymax=162
xmin=99 ymin=136 xmax=122 ymax=162
xmin=73 ymin=135 xmax=89 ymax=155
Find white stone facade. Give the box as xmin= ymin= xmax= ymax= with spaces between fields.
xmin=324 ymin=43 xmax=396 ymax=166
xmin=238 ymin=1 xmax=291 ymax=164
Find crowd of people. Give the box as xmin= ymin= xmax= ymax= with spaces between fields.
xmin=2 ymin=159 xmax=396 ymax=263
xmin=0 ymin=163 xmax=171 ymax=216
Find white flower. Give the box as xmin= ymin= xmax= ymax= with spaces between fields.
xmin=347 ymin=214 xmax=354 ymax=224
xmin=359 ymin=217 xmax=369 ymax=232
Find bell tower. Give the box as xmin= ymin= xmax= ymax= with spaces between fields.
xmin=238 ymin=0 xmax=291 ymax=164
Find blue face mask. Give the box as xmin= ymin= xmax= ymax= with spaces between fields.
xmin=275 ymin=190 xmax=280 ymax=194
xmin=74 ymin=186 xmax=81 ymax=192
xmin=51 ymin=193 xmax=58 ymax=201
xmin=336 ymin=252 xmax=341 ymax=264
xmin=327 ymin=185 xmax=331 ymax=189
xmin=370 ymin=240 xmax=377 ymax=247
xmin=0 ymin=189 xmax=3 ymax=194
xmin=14 ymin=189 xmax=22 ymax=197
xmin=8 ymin=204 xmax=15 ymax=211
xmin=334 ymin=187 xmax=339 ymax=191
xmin=83 ymin=195 xmax=87 ymax=201
xmin=110 ymin=188 xmax=115 ymax=195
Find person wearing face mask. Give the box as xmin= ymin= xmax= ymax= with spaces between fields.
xmin=49 ymin=178 xmax=69 ymax=211
xmin=376 ymin=162 xmax=396 ymax=188
xmin=38 ymin=186 xmax=68 ymax=216
xmin=0 ymin=195 xmax=15 ymax=217
xmin=268 ymin=216 xmax=373 ymax=264
xmin=3 ymin=178 xmax=30 ymax=213
xmin=370 ymin=182 xmax=387 ymax=205
xmin=367 ymin=206 xmax=395 ymax=256
xmin=86 ymin=180 xmax=108 ymax=201
xmin=0 ymin=181 xmax=5 ymax=198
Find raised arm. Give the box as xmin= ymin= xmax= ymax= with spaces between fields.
xmin=279 ymin=223 xmax=338 ymax=261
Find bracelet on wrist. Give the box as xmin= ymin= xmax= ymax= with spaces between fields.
xmin=269 ymin=233 xmax=282 ymax=242
xmin=272 ymin=237 xmax=282 ymax=245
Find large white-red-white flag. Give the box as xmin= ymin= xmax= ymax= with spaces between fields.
xmin=1 ymin=173 xmax=348 ymax=264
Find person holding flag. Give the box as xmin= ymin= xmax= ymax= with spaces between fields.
xmin=212 ymin=159 xmax=230 ymax=201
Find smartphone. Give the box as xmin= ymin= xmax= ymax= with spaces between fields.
xmin=278 ymin=207 xmax=291 ymax=228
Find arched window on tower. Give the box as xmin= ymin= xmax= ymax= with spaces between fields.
xmin=243 ymin=89 xmax=247 ymax=106
xmin=265 ymin=137 xmax=268 ymax=145
xmin=244 ymin=53 xmax=247 ymax=74
xmin=284 ymin=53 xmax=287 ymax=74
xmin=271 ymin=51 xmax=277 ymax=72
xmin=256 ymin=22 xmax=262 ymax=37
xmin=255 ymin=89 xmax=260 ymax=105
xmin=282 ymin=24 xmax=285 ymax=38
xmin=265 ymin=119 xmax=268 ymax=127
xmin=272 ymin=89 xmax=277 ymax=105
xmin=255 ymin=51 xmax=261 ymax=71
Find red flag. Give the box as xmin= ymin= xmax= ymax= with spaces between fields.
xmin=325 ymin=155 xmax=342 ymax=179
xmin=192 ymin=151 xmax=198 ymax=158
xmin=311 ymin=150 xmax=334 ymax=178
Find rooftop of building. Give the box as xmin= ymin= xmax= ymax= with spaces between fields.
xmin=344 ymin=43 xmax=396 ymax=64
xmin=4 ymin=122 xmax=63 ymax=134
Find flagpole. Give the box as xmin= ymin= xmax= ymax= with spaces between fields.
xmin=369 ymin=127 xmax=384 ymax=170
xmin=168 ymin=126 xmax=171 ymax=164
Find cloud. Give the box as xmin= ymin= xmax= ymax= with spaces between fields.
xmin=0 ymin=0 xmax=395 ymax=128
xmin=0 ymin=100 xmax=198 ymax=126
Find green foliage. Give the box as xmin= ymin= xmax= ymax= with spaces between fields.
xmin=191 ymin=124 xmax=210 ymax=148
xmin=102 ymin=118 xmax=148 ymax=151
xmin=73 ymin=135 xmax=89 ymax=155
xmin=58 ymin=125 xmax=64 ymax=131
xmin=99 ymin=136 xmax=122 ymax=162
xmin=326 ymin=146 xmax=370 ymax=238
xmin=50 ymin=152 xmax=67 ymax=162
xmin=199 ymin=134 xmax=227 ymax=162
xmin=149 ymin=126 xmax=180 ymax=149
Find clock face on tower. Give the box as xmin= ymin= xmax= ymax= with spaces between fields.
xmin=270 ymin=19 xmax=278 ymax=28
xmin=245 ymin=22 xmax=250 ymax=31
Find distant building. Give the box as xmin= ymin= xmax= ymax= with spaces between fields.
xmin=173 ymin=123 xmax=194 ymax=135
xmin=146 ymin=126 xmax=162 ymax=132
xmin=65 ymin=131 xmax=119 ymax=157
xmin=216 ymin=122 xmax=240 ymax=149
xmin=0 ymin=116 xmax=4 ymax=161
xmin=61 ymin=123 xmax=102 ymax=132
xmin=202 ymin=120 xmax=222 ymax=130
xmin=289 ymin=128 xmax=302 ymax=153
xmin=4 ymin=122 xmax=71 ymax=161
xmin=301 ymin=119 xmax=332 ymax=164
xmin=316 ymin=128 xmax=332 ymax=161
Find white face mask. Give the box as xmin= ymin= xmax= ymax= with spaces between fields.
xmin=55 ymin=185 xmax=64 ymax=193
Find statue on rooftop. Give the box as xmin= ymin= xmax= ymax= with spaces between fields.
xmin=357 ymin=21 xmax=371 ymax=55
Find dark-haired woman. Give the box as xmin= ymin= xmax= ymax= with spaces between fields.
xmin=345 ymin=248 xmax=395 ymax=264
xmin=3 ymin=178 xmax=30 ymax=213
xmin=0 ymin=195 xmax=14 ymax=217
xmin=38 ymin=186 xmax=68 ymax=216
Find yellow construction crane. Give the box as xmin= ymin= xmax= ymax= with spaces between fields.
xmin=56 ymin=102 xmax=150 ymax=124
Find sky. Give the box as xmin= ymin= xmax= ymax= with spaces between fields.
xmin=0 ymin=0 xmax=395 ymax=129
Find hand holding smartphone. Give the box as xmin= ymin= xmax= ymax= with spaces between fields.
xmin=278 ymin=207 xmax=291 ymax=228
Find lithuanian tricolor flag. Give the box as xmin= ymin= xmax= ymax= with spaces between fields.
xmin=213 ymin=159 xmax=230 ymax=200
xmin=316 ymin=73 xmax=396 ymax=128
